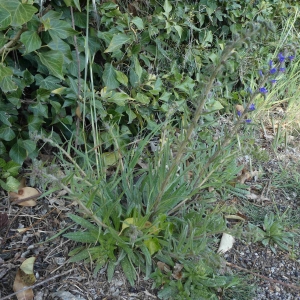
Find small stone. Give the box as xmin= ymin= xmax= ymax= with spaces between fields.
xmin=274 ymin=285 xmax=280 ymax=292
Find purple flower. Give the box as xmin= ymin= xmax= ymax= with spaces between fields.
xmin=245 ymin=119 xmax=252 ymax=123
xmin=271 ymin=79 xmax=277 ymax=84
xmin=259 ymin=87 xmax=268 ymax=94
xmin=259 ymin=70 xmax=263 ymax=76
xmin=237 ymin=110 xmax=242 ymax=117
xmin=288 ymin=55 xmax=295 ymax=61
xmin=249 ymin=103 xmax=255 ymax=111
xmin=279 ymin=67 xmax=286 ymax=72
xmin=270 ymin=68 xmax=277 ymax=74
xmin=269 ymin=60 xmax=273 ymax=67
xmin=278 ymin=52 xmax=285 ymax=63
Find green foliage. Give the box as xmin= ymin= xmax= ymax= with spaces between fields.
xmin=1 ymin=0 xmax=299 ymax=299
xmin=0 ymin=157 xmax=20 ymax=191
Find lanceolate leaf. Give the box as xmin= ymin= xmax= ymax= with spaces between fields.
xmin=38 ymin=51 xmax=64 ymax=80
xmin=20 ymin=31 xmax=42 ymax=54
xmin=103 ymin=63 xmax=119 ymax=90
xmin=104 ymin=33 xmax=132 ymax=53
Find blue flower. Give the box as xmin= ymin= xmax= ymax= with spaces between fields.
xmin=271 ymin=79 xmax=277 ymax=84
xmin=279 ymin=67 xmax=286 ymax=72
xmin=249 ymin=103 xmax=255 ymax=111
xmin=278 ymin=52 xmax=285 ymax=63
xmin=259 ymin=87 xmax=268 ymax=94
xmin=270 ymin=68 xmax=277 ymax=74
xmin=245 ymin=119 xmax=252 ymax=123
xmin=269 ymin=60 xmax=273 ymax=67
xmin=288 ymin=55 xmax=295 ymax=61
xmin=259 ymin=70 xmax=263 ymax=76
xmin=237 ymin=110 xmax=242 ymax=117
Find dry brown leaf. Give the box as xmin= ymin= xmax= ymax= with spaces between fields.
xmin=172 ymin=263 xmax=183 ymax=280
xmin=157 ymin=261 xmax=171 ymax=273
xmin=13 ymin=257 xmax=36 ymax=300
xmin=9 ymin=187 xmax=41 ymax=207
xmin=235 ymin=104 xmax=244 ymax=114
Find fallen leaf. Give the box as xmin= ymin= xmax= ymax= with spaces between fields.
xmin=172 ymin=263 xmax=183 ymax=280
xmin=13 ymin=257 xmax=36 ymax=300
xmin=157 ymin=261 xmax=171 ymax=273
xmin=9 ymin=187 xmax=41 ymax=207
xmin=0 ymin=213 xmax=9 ymax=229
xmin=217 ymin=233 xmax=235 ymax=254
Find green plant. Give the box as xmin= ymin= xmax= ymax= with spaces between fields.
xmin=0 ymin=158 xmax=20 ymax=191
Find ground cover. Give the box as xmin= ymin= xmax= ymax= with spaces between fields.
xmin=0 ymin=1 xmax=300 ymax=299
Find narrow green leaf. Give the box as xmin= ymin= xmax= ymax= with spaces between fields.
xmin=121 ymin=256 xmax=136 ymax=286
xmin=38 ymin=51 xmax=64 ymax=80
xmin=67 ymin=213 xmax=99 ymax=232
xmin=20 ymin=31 xmax=42 ymax=54
xmin=107 ymin=260 xmax=116 ymax=282
xmin=64 ymin=232 xmax=98 ymax=243
xmin=104 ymin=33 xmax=132 ymax=53
xmin=134 ymin=57 xmax=143 ymax=80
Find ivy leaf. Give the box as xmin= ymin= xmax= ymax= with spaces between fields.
xmin=48 ymin=19 xmax=78 ymax=40
xmin=22 ymin=140 xmax=36 ymax=154
xmin=0 ymin=0 xmax=37 ymax=27
xmin=104 ymin=33 xmax=132 ymax=53
xmin=0 ymin=76 xmax=18 ymax=92
xmin=37 ymin=75 xmax=61 ymax=90
xmin=0 ymin=8 xmax=11 ymax=30
xmin=20 ymin=31 xmax=42 ymax=54
xmin=0 ymin=64 xmax=13 ymax=81
xmin=0 ymin=111 xmax=11 ymax=126
xmin=9 ymin=142 xmax=27 ymax=164
xmin=103 ymin=63 xmax=119 ymax=90
xmin=0 ymin=126 xmax=16 ymax=141
xmin=38 ymin=51 xmax=64 ymax=80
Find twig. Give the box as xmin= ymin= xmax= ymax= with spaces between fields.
xmin=0 ymin=269 xmax=74 ymax=300
xmin=0 ymin=26 xmax=27 ymax=55
xmin=10 ymin=193 xmax=42 ymax=205
xmin=227 ymin=262 xmax=300 ymax=291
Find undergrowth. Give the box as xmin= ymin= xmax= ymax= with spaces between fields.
xmin=2 ymin=0 xmax=299 ymax=299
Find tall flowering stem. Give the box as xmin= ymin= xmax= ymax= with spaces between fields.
xmin=152 ymin=25 xmax=266 ymax=215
